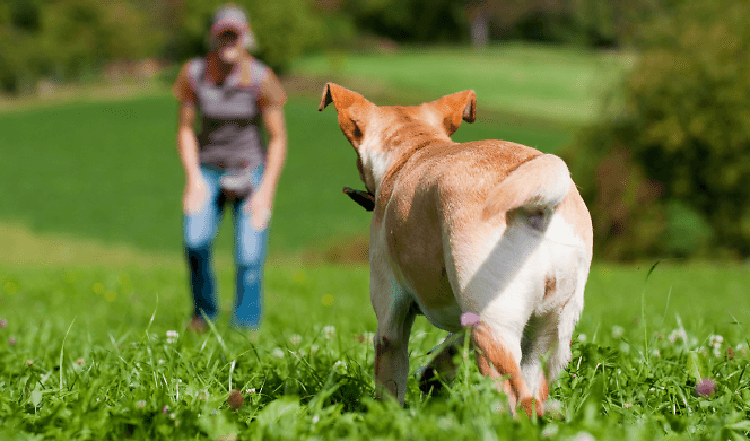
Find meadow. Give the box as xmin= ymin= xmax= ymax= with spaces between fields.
xmin=2 ymin=45 xmax=750 ymax=440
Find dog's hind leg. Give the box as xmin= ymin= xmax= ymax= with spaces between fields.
xmin=471 ymin=323 xmax=542 ymax=417
xmin=519 ymin=313 xmax=557 ymax=407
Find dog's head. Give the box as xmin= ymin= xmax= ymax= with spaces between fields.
xmin=319 ymin=82 xmax=476 ymax=194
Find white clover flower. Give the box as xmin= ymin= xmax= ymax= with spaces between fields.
xmin=572 ymin=431 xmax=596 ymax=441
xmin=323 ymin=326 xmax=336 ymax=339
xmin=541 ymin=423 xmax=559 ymax=438
xmin=651 ymin=349 xmax=661 ymax=358
xmin=576 ymin=334 xmax=587 ymax=342
xmin=736 ymin=342 xmax=749 ymax=355
xmin=708 ymin=334 xmax=724 ymax=348
xmin=312 ymin=415 xmax=320 ymax=424
xmin=437 ymin=416 xmax=453 ymax=429
xmin=158 ymin=359 xmax=165 ymax=365
xmin=668 ymin=328 xmax=688 ymax=344
xmin=166 ymin=330 xmax=179 ymax=344
xmin=332 ymin=360 xmax=346 ymax=374
xmin=271 ymin=347 xmax=284 ymax=359
xmin=610 ymin=326 xmax=624 ymax=339
xmin=310 ymin=344 xmax=319 ymax=355
xmin=619 ymin=342 xmax=630 ymax=353
xmin=289 ymin=334 xmax=302 ymax=347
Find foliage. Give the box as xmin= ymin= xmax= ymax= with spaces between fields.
xmin=0 ymin=0 xmax=161 ymax=93
xmin=0 ymin=87 xmax=573 ymax=259
xmin=342 ymin=0 xmax=467 ymax=43
xmin=563 ymin=0 xmax=750 ymax=261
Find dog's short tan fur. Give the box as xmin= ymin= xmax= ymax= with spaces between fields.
xmin=319 ymin=83 xmax=592 ymax=417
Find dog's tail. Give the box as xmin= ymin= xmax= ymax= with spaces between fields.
xmin=483 ymin=154 xmax=571 ymax=226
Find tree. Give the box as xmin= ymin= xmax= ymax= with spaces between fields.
xmin=565 ymin=0 xmax=750 ymax=260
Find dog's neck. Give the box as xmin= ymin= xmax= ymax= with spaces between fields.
xmin=360 ymin=116 xmax=454 ymax=195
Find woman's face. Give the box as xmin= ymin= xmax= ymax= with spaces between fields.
xmin=217 ymin=29 xmax=241 ymax=64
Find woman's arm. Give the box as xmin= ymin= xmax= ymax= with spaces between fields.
xmin=177 ymin=101 xmax=207 ymax=214
xmin=258 ymin=105 xmax=287 ymax=200
xmin=244 ymin=70 xmax=287 ymax=228
xmin=177 ymin=102 xmax=201 ymax=181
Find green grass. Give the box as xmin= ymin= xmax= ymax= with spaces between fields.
xmin=292 ymin=44 xmax=633 ymax=124
xmin=3 ymin=262 xmax=750 ymax=440
xmin=0 ymin=92 xmax=572 ymax=260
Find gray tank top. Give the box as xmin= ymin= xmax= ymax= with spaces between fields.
xmin=185 ymin=57 xmax=268 ymax=170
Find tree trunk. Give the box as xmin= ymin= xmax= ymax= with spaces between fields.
xmin=471 ymin=10 xmax=489 ymax=48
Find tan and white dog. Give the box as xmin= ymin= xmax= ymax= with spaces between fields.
xmin=319 ymin=83 xmax=593 ymax=417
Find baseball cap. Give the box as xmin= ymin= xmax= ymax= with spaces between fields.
xmin=210 ymin=4 xmax=256 ymax=49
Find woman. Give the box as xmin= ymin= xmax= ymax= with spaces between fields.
xmin=172 ymin=4 xmax=287 ymax=330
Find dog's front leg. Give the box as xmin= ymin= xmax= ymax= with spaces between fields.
xmin=370 ymin=234 xmax=417 ymax=404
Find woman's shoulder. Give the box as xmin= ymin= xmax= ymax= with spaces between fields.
xmin=173 ymin=57 xmax=207 ymax=102
xmin=242 ymin=56 xmax=270 ymax=83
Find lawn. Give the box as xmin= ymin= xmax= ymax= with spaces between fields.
xmin=3 ymin=261 xmax=750 ymax=440
xmin=0 ymin=92 xmax=572 ymax=262
xmin=292 ymin=43 xmax=633 ymax=124
xmin=2 ymin=45 xmax=749 ymax=440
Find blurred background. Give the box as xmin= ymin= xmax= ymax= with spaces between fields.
xmin=1 ymin=0 xmax=749 ymax=265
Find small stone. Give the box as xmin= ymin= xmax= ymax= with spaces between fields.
xmin=227 ymin=389 xmax=244 ymax=410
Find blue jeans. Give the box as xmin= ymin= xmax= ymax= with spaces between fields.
xmin=183 ymin=165 xmax=268 ymax=329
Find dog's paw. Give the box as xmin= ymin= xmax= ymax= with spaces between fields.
xmin=519 ymin=396 xmax=544 ymax=418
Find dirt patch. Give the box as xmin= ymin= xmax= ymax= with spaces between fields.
xmin=301 ymin=234 xmax=369 ymax=265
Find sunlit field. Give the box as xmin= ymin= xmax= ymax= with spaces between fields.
xmin=292 ymin=44 xmax=633 ymax=124
xmin=2 ymin=46 xmax=749 ymax=440
xmin=3 ymin=260 xmax=750 ymax=439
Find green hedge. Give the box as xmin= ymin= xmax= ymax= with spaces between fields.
xmin=563 ymin=0 xmax=750 ymax=261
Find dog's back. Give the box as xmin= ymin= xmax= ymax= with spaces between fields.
xmin=378 ymin=139 xmax=590 ymax=323
xmin=378 ymin=136 xmax=592 ymax=414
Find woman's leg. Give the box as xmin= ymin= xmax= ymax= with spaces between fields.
xmin=183 ymin=168 xmax=223 ymax=322
xmin=232 ymin=166 xmax=269 ymax=329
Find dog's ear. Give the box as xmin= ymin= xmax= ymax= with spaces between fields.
xmin=319 ymin=82 xmax=374 ymax=147
xmin=424 ymin=90 xmax=477 ymax=136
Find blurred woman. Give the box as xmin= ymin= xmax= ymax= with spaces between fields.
xmin=172 ymin=4 xmax=287 ymax=330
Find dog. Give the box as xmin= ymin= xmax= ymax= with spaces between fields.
xmin=319 ymin=83 xmax=592 ymax=417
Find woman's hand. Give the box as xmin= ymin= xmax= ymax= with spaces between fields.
xmin=244 ymin=185 xmax=273 ymax=231
xmin=183 ymin=176 xmax=209 ymax=215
